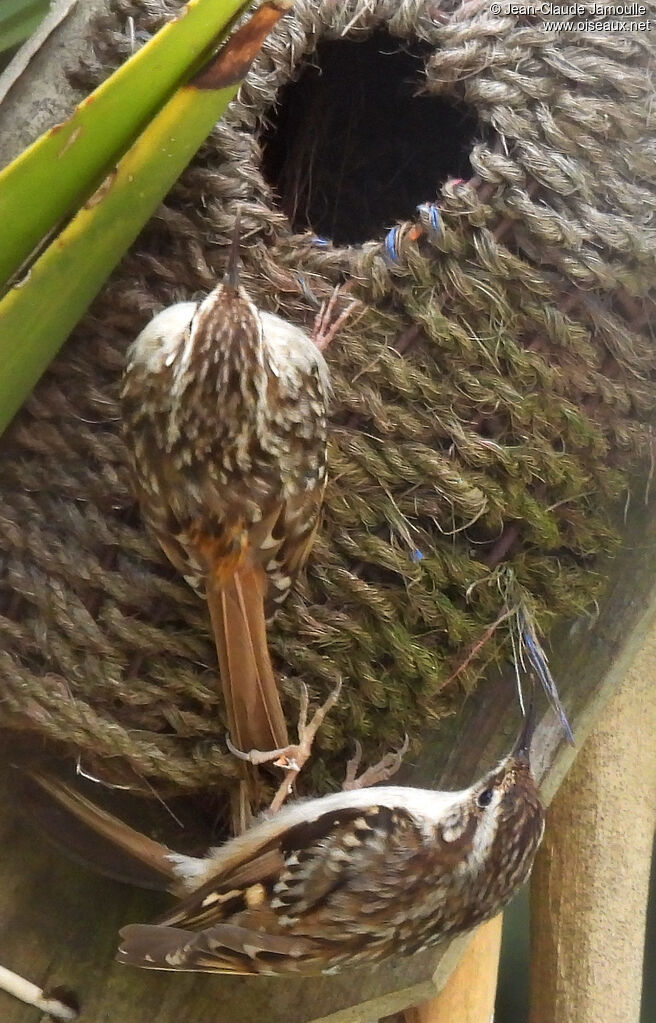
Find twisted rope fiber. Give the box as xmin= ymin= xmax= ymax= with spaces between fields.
xmin=1 ymin=0 xmax=655 ymax=799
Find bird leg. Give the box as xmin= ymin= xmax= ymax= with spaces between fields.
xmin=312 ymin=285 xmax=360 ymax=352
xmin=342 ymin=735 xmax=410 ymax=791
xmin=227 ymin=680 xmax=343 ymax=813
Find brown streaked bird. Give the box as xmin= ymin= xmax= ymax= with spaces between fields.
xmin=120 ymin=218 xmax=330 ymax=755
xmin=116 ymin=703 xmax=545 ymax=976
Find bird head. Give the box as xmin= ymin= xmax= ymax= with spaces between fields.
xmin=457 ymin=689 xmax=544 ymax=908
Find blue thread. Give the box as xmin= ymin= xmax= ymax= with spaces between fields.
xmin=418 ymin=202 xmax=441 ymax=237
xmin=521 ymin=623 xmax=574 ymax=744
xmin=411 ymin=549 xmax=424 ymax=562
xmin=384 ymin=226 xmax=401 ymax=263
xmin=312 ymin=236 xmax=329 ymax=247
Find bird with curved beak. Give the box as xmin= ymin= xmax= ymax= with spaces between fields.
xmin=121 ymin=213 xmax=331 ymax=776
xmin=116 ymin=684 xmax=545 ymax=976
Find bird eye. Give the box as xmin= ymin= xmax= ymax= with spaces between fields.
xmin=477 ymin=788 xmax=494 ymax=808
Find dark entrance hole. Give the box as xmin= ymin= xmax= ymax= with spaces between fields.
xmin=261 ymin=31 xmax=479 ymax=246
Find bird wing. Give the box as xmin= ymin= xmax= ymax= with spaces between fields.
xmin=117 ymin=922 xmax=318 ymax=975
xmin=247 ymin=484 xmax=326 ymax=619
xmin=117 ymin=802 xmax=429 ymax=974
xmin=153 ymin=807 xmax=367 ymax=930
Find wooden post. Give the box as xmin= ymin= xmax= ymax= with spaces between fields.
xmin=403 ymin=915 xmax=502 ymax=1023
xmin=529 ymin=629 xmax=656 ymax=1023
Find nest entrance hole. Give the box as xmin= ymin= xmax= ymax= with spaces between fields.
xmin=261 ymin=30 xmax=479 ymax=245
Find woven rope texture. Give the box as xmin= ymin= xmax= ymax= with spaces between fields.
xmin=1 ymin=0 xmax=655 ymax=800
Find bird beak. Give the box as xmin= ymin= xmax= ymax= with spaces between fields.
xmin=512 ymin=680 xmax=537 ymax=765
xmin=224 ymin=208 xmax=241 ymax=290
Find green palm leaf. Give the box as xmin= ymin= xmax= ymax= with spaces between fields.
xmin=0 ymin=0 xmax=50 ymax=56
xmin=0 ymin=1 xmax=292 ymax=436
xmin=0 ymin=0 xmax=248 ymax=288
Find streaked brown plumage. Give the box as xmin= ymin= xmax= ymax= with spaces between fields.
xmin=120 ymin=230 xmax=329 ymax=754
xmin=117 ymin=707 xmax=545 ymax=976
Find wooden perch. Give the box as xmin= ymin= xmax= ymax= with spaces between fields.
xmin=403 ymin=915 xmax=503 ymax=1023
xmin=529 ymin=632 xmax=656 ymax=1023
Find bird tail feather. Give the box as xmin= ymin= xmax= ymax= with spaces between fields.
xmin=25 ymin=771 xmax=177 ymax=886
xmin=206 ymin=566 xmax=288 ymax=753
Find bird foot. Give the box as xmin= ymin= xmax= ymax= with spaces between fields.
xmin=227 ymin=680 xmax=343 ymax=813
xmin=312 ymin=285 xmax=360 ymax=352
xmin=342 ymin=735 xmax=410 ymax=791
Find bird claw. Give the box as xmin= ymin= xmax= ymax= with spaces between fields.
xmin=312 ymin=285 xmax=360 ymax=352
xmin=226 ymin=735 xmax=295 ymax=767
xmin=227 ymin=680 xmax=343 ymax=814
xmin=342 ymin=734 xmax=410 ymax=791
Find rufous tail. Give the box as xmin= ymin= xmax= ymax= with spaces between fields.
xmin=26 ymin=771 xmax=177 ymax=886
xmin=206 ymin=564 xmax=288 ymax=754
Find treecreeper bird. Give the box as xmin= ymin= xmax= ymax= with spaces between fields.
xmin=121 ymin=217 xmax=330 ymax=756
xmin=117 ymin=701 xmax=545 ymax=975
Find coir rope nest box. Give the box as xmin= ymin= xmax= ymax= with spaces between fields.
xmin=1 ymin=0 xmax=655 ymax=807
